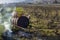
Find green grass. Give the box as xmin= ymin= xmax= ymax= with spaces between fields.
xmin=0 ymin=25 xmax=4 ymax=40
xmin=0 ymin=25 xmax=4 ymax=34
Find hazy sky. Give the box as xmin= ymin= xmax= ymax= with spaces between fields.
xmin=0 ymin=0 xmax=60 ymax=4
xmin=0 ymin=0 xmax=25 ymax=4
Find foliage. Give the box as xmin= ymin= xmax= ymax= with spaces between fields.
xmin=16 ymin=6 xmax=60 ymax=36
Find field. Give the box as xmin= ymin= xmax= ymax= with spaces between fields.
xmin=0 ymin=25 xmax=4 ymax=40
xmin=0 ymin=5 xmax=60 ymax=40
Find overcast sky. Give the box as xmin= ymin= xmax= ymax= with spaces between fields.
xmin=0 ymin=0 xmax=60 ymax=4
xmin=0 ymin=0 xmax=25 ymax=4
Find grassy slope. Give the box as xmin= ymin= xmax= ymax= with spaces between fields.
xmin=0 ymin=25 xmax=4 ymax=40
xmin=0 ymin=25 xmax=4 ymax=33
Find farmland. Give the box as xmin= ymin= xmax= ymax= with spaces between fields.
xmin=0 ymin=4 xmax=60 ymax=40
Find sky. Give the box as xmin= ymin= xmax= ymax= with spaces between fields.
xmin=0 ymin=0 xmax=60 ymax=4
xmin=0 ymin=0 xmax=25 ymax=4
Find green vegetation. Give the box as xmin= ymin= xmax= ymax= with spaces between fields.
xmin=0 ymin=25 xmax=4 ymax=40
xmin=0 ymin=25 xmax=4 ymax=34
xmin=16 ymin=6 xmax=60 ymax=36
xmin=0 ymin=6 xmax=60 ymax=40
